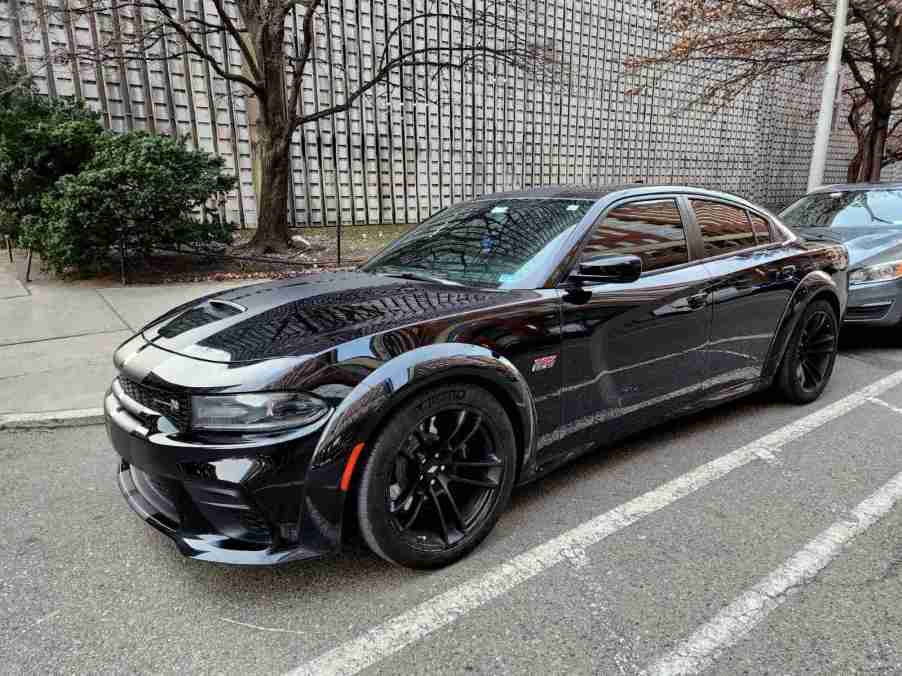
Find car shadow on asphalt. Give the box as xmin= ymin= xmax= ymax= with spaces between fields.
xmin=840 ymin=325 xmax=902 ymax=350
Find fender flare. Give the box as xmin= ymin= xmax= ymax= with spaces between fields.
xmin=762 ymin=269 xmax=842 ymax=382
xmin=299 ymin=343 xmax=537 ymax=549
xmin=315 ymin=343 xmax=537 ymax=471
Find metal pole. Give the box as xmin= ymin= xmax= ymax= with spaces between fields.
xmin=807 ymin=0 xmax=848 ymax=192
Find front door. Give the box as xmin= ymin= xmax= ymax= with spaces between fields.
xmin=552 ymin=197 xmax=713 ymax=457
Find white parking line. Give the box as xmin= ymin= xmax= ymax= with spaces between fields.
xmin=644 ymin=469 xmax=902 ymax=676
xmin=868 ymin=396 xmax=902 ymax=417
xmin=286 ymin=369 xmax=902 ymax=676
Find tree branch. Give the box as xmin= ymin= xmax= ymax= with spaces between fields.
xmin=209 ymin=0 xmax=260 ymax=82
xmin=286 ymin=0 xmax=321 ymax=121
xmin=147 ymin=0 xmax=263 ymax=94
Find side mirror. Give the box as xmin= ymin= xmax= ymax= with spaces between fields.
xmin=569 ymin=254 xmax=642 ymax=285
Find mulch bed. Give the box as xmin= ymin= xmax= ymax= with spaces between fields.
xmin=17 ymin=224 xmax=413 ymax=285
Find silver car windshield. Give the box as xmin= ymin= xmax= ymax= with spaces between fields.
xmin=781 ymin=189 xmax=902 ymax=228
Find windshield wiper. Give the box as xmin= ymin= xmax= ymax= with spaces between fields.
xmin=375 ymin=269 xmax=463 ymax=286
xmin=797 ymin=231 xmax=842 ymax=243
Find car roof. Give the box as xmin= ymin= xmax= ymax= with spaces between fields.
xmin=475 ymin=183 xmax=758 ymax=207
xmin=809 ymin=181 xmax=902 ymax=194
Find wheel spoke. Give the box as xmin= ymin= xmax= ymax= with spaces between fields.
xmin=808 ymin=335 xmax=834 ymax=348
xmin=446 ymin=473 xmax=500 ymax=489
xmin=451 ymin=459 xmax=503 ymax=468
xmin=801 ymin=359 xmax=820 ymax=386
xmin=427 ymin=485 xmax=451 ymax=545
xmin=412 ymin=427 xmax=430 ymax=448
xmin=456 ymin=413 xmax=483 ymax=448
xmin=439 ymin=480 xmax=467 ymax=531
xmin=806 ymin=346 xmax=834 ymax=355
xmin=445 ymin=411 xmax=483 ymax=451
xmin=811 ymin=312 xmax=825 ymax=334
xmin=399 ymin=493 xmax=425 ymax=531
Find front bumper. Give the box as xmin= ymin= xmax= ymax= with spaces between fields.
xmin=105 ymin=383 xmax=343 ymax=565
xmin=845 ymin=277 xmax=902 ymax=326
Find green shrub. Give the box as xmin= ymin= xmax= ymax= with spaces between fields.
xmin=30 ymin=131 xmax=237 ymax=273
xmin=0 ymin=70 xmax=103 ymax=242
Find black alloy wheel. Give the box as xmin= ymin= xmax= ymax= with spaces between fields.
xmin=777 ymin=299 xmax=838 ymax=404
xmin=357 ymin=384 xmax=516 ymax=568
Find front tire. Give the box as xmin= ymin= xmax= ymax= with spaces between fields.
xmin=356 ymin=384 xmax=517 ymax=569
xmin=776 ymin=299 xmax=839 ymax=404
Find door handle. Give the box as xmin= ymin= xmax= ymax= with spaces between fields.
xmin=779 ymin=265 xmax=797 ymax=280
xmin=687 ymin=292 xmax=708 ymax=310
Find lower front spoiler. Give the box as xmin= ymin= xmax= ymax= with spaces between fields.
xmin=117 ymin=461 xmax=326 ymax=566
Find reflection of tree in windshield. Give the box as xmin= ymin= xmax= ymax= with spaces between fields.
xmin=366 ymin=199 xmax=592 ymax=286
xmin=783 ymin=190 xmax=902 ymax=227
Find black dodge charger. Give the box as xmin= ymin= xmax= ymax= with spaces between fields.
xmin=106 ymin=185 xmax=848 ymax=568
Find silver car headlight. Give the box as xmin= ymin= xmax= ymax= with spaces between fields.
xmin=191 ymin=392 xmax=329 ymax=432
xmin=849 ymin=260 xmax=902 ymax=286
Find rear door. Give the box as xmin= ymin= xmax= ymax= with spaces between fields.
xmin=552 ymin=196 xmax=713 ymax=458
xmin=690 ymin=198 xmax=795 ymax=392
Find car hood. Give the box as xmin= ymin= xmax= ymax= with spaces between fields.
xmin=140 ymin=271 xmax=515 ymax=363
xmin=793 ymin=225 xmax=902 ymax=269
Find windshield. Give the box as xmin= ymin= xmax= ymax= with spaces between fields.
xmin=361 ymin=198 xmax=594 ymax=288
xmin=780 ymin=189 xmax=902 ymax=228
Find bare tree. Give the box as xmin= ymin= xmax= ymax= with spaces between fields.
xmin=56 ymin=0 xmax=560 ymax=252
xmin=631 ymin=0 xmax=902 ymax=183
xmin=846 ymin=86 xmax=902 ymax=180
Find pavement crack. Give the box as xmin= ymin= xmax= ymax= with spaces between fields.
xmin=33 ymin=610 xmax=61 ymax=626
xmin=94 ymin=289 xmax=135 ymax=332
xmin=220 ymin=617 xmax=306 ymax=636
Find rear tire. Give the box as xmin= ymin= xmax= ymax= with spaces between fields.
xmin=776 ymin=299 xmax=838 ymax=404
xmin=356 ymin=384 xmax=516 ymax=569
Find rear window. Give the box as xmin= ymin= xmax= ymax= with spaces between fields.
xmin=691 ymin=200 xmax=757 ymax=257
xmin=780 ymin=189 xmax=902 ymax=228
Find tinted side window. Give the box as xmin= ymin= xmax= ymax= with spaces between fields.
xmin=691 ymin=200 xmax=757 ymax=257
xmin=581 ymin=198 xmax=689 ymax=272
xmin=749 ymin=213 xmax=772 ymax=244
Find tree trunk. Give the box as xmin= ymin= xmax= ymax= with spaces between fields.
xmin=249 ymin=129 xmax=292 ymax=253
xmin=865 ymin=114 xmax=889 ymax=182
xmin=847 ymin=148 xmax=863 ymax=182
xmin=242 ymin=6 xmax=294 ymax=253
xmin=853 ymin=96 xmax=894 ymax=183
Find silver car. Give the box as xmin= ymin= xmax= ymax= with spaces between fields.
xmin=781 ymin=181 xmax=902 ymax=326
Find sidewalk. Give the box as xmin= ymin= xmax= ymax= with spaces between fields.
xmin=0 ymin=255 xmax=256 ymax=419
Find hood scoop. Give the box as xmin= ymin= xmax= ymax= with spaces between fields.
xmin=156 ymin=300 xmax=245 ymax=339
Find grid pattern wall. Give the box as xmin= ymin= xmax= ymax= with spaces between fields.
xmin=0 ymin=0 xmax=857 ymax=226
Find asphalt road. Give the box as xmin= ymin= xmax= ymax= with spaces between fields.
xmin=3 ymin=326 xmax=902 ymax=675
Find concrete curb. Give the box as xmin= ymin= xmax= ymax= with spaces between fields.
xmin=0 ymin=408 xmax=105 ymax=430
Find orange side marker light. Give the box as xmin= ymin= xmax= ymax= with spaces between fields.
xmin=340 ymin=443 xmax=366 ymax=492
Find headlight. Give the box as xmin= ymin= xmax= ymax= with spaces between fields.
xmin=191 ymin=392 xmax=329 ymax=432
xmin=849 ymin=260 xmax=902 ymax=286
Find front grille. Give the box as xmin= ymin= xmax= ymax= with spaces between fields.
xmin=846 ymin=302 xmax=892 ymax=322
xmin=118 ymin=377 xmax=191 ymax=430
